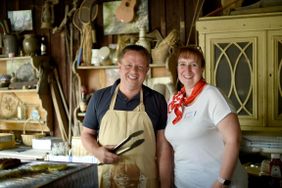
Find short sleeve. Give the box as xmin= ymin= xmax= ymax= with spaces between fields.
xmin=207 ymin=87 xmax=236 ymax=126
xmin=83 ymin=92 xmax=100 ymax=130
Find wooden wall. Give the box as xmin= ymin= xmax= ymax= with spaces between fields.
xmin=0 ymin=0 xmax=221 ymax=137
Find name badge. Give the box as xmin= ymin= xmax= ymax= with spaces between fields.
xmin=184 ymin=110 xmax=197 ymax=119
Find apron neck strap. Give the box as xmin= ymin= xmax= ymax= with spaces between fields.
xmin=109 ymin=84 xmax=144 ymax=110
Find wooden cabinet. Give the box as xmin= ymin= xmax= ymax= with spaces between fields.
xmin=0 ymin=56 xmax=53 ymax=134
xmin=196 ymin=12 xmax=282 ymax=131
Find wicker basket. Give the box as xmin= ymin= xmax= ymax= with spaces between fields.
xmin=71 ymin=136 xmax=89 ymax=156
xmin=21 ymin=118 xmax=46 ymax=146
xmin=151 ymin=44 xmax=169 ymax=64
xmin=0 ymin=133 xmax=16 ymax=150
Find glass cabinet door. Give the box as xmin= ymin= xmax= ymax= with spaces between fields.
xmin=213 ymin=41 xmax=253 ymax=116
xmin=205 ymin=33 xmax=265 ymax=128
xmin=268 ymin=31 xmax=282 ymax=126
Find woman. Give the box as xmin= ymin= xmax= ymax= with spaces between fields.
xmin=165 ymin=46 xmax=248 ymax=188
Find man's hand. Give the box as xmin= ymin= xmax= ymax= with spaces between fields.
xmin=96 ymin=145 xmax=120 ymax=164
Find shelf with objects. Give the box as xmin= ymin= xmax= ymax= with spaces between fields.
xmin=196 ymin=12 xmax=282 ymax=131
xmin=0 ymin=56 xmax=53 ymax=136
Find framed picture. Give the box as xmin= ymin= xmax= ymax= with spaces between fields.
xmin=8 ymin=10 xmax=33 ymax=31
xmin=103 ymin=0 xmax=149 ymax=35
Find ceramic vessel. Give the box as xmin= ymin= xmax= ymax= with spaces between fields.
xmin=136 ymin=26 xmax=151 ymax=53
xmin=22 ymin=34 xmax=39 ymax=56
xmin=3 ymin=34 xmax=17 ymax=56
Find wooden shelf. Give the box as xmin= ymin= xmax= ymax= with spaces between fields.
xmin=76 ymin=63 xmax=166 ymax=70
xmin=0 ymin=56 xmax=52 ymax=133
xmin=0 ymin=56 xmax=34 ymax=61
xmin=77 ymin=65 xmax=118 ymax=69
xmin=0 ymin=120 xmax=49 ymax=132
xmin=0 ymin=89 xmax=38 ymax=93
xmin=0 ymin=119 xmax=44 ymax=124
xmin=150 ymin=64 xmax=167 ymax=68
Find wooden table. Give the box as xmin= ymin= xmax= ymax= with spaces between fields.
xmin=0 ymin=161 xmax=98 ymax=188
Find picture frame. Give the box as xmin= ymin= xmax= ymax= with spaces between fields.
xmin=103 ymin=0 xmax=149 ymax=35
xmin=8 ymin=10 xmax=33 ymax=31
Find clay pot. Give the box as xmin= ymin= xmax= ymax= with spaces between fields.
xmin=22 ymin=34 xmax=39 ymax=56
xmin=3 ymin=34 xmax=17 ymax=56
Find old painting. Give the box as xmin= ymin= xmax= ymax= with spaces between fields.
xmin=103 ymin=0 xmax=149 ymax=35
xmin=8 ymin=10 xmax=33 ymax=31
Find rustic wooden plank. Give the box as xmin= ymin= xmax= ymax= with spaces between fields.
xmin=50 ymin=77 xmax=68 ymax=142
xmin=165 ymin=0 xmax=181 ymax=34
xmin=0 ymin=121 xmax=49 ymax=132
xmin=0 ymin=0 xmax=7 ymax=18
xmin=149 ymin=0 xmax=161 ymax=31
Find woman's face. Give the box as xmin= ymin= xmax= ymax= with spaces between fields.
xmin=177 ymin=55 xmax=204 ymax=89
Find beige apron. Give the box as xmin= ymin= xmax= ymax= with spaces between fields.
xmin=98 ymin=85 xmax=158 ymax=188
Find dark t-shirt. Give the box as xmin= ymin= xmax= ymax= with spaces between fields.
xmin=83 ymin=79 xmax=167 ymax=134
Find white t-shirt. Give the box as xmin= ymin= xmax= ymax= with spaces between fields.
xmin=165 ymin=85 xmax=248 ymax=188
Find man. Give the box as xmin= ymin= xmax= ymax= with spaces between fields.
xmin=81 ymin=45 xmax=172 ymax=188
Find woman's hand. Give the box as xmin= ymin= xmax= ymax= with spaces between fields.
xmin=212 ymin=180 xmax=228 ymax=188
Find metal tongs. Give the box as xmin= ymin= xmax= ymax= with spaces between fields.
xmin=111 ymin=130 xmax=144 ymax=155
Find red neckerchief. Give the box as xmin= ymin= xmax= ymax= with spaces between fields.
xmin=168 ymin=79 xmax=206 ymax=125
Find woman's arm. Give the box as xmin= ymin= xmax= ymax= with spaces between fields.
xmin=213 ymin=113 xmax=241 ymax=188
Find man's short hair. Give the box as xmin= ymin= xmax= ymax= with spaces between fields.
xmin=118 ymin=44 xmax=152 ymax=65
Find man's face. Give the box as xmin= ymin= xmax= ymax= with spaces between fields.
xmin=118 ymin=50 xmax=149 ymax=91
